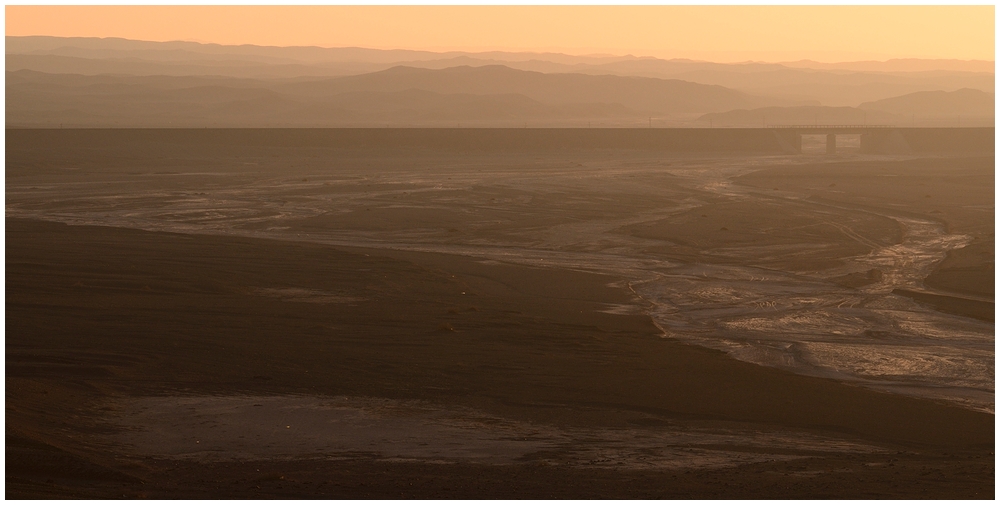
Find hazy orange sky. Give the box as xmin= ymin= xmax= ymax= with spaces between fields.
xmin=5 ymin=5 xmax=995 ymax=62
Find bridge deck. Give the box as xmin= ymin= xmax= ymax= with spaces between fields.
xmin=768 ymin=125 xmax=895 ymax=134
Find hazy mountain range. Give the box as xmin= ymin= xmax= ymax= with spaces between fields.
xmin=6 ymin=36 xmax=995 ymax=127
xmin=698 ymin=89 xmax=995 ymax=127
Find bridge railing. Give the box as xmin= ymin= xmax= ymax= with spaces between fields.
xmin=766 ymin=125 xmax=895 ymax=129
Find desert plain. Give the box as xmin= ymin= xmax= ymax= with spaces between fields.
xmin=5 ymin=128 xmax=994 ymax=498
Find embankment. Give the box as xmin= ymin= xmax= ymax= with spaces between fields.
xmin=8 ymin=127 xmax=992 ymax=155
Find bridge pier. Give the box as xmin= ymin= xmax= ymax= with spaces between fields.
xmin=771 ymin=125 xmax=904 ymax=154
xmin=774 ymin=130 xmax=802 ymax=154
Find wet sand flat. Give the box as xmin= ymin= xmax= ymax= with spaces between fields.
xmin=734 ymin=156 xmax=994 ymax=298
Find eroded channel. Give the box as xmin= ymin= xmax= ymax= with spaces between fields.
xmin=8 ymin=152 xmax=993 ymax=411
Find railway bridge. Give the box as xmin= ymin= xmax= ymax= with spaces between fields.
xmin=768 ymin=125 xmax=908 ymax=154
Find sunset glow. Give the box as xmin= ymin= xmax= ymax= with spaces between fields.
xmin=5 ymin=5 xmax=995 ymax=62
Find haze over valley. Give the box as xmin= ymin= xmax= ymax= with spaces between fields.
xmin=6 ymin=8 xmax=995 ymax=499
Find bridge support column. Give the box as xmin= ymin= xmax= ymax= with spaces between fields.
xmin=826 ymin=134 xmax=837 ymax=154
xmin=774 ymin=130 xmax=802 ymax=154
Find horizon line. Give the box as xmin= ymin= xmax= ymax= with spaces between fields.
xmin=6 ymin=34 xmax=995 ymax=66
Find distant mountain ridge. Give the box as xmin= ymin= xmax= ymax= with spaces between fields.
xmin=274 ymin=65 xmax=787 ymax=114
xmin=6 ymin=36 xmax=994 ymax=127
xmin=781 ymin=59 xmax=994 ymax=73
xmin=5 ymin=36 xmax=640 ymax=66
xmin=10 ymin=36 xmax=990 ymax=72
xmin=859 ymin=88 xmax=995 ymax=118
xmin=7 ymin=36 xmax=994 ymax=108
xmin=6 ymin=67 xmax=691 ymax=127
xmin=697 ymin=88 xmax=995 ymax=128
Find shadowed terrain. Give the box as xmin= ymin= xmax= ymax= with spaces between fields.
xmin=6 ymin=128 xmax=994 ymax=498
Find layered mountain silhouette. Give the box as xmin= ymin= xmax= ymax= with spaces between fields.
xmin=6 ymin=65 xmax=788 ymax=127
xmin=275 ymin=65 xmax=786 ymax=113
xmin=6 ymin=36 xmax=994 ymax=127
xmin=698 ymin=88 xmax=994 ymax=128
xmin=859 ymin=88 xmax=994 ymax=118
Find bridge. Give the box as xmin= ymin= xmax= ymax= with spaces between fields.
xmin=768 ymin=125 xmax=902 ymax=154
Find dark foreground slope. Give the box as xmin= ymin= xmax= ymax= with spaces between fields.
xmin=6 ymin=218 xmax=994 ymax=499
